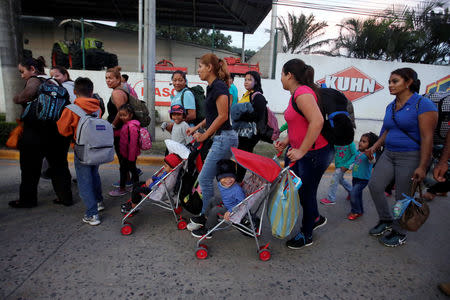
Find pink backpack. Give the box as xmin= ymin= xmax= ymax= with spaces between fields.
xmin=251 ymin=92 xmax=280 ymax=142
xmin=139 ymin=127 xmax=152 ymax=150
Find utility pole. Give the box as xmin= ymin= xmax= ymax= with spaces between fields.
xmin=143 ymin=0 xmax=156 ymax=138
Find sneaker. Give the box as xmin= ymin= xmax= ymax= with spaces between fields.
xmin=111 ymin=181 xmax=134 ymax=188
xmin=82 ymin=214 xmax=101 ymax=226
xmin=379 ymin=230 xmax=406 ymax=247
xmin=347 ymin=212 xmax=362 ymax=220
xmin=8 ymin=200 xmax=37 ymax=208
xmin=97 ymin=201 xmax=105 ymax=212
xmin=286 ymin=232 xmax=313 ymax=249
xmin=108 ymin=188 xmax=128 ymax=197
xmin=369 ymin=220 xmax=393 ymax=236
xmin=190 ymin=214 xmax=207 ymax=226
xmin=120 ymin=201 xmax=139 ymax=214
xmin=313 ymin=215 xmax=327 ymax=231
xmin=137 ymin=168 xmax=144 ymax=177
xmin=191 ymin=227 xmax=212 ymax=239
xmin=187 ymin=221 xmax=202 ymax=231
xmin=320 ymin=198 xmax=335 ymax=205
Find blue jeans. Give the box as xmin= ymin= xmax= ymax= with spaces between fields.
xmin=327 ymin=167 xmax=352 ymax=202
xmin=350 ymin=177 xmax=368 ymax=214
xmin=291 ymin=144 xmax=334 ymax=238
xmin=198 ymin=130 xmax=238 ymax=214
xmin=74 ymin=156 xmax=103 ymax=217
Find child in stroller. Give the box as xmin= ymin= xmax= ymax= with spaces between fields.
xmin=189 ymin=159 xmax=246 ymax=239
xmin=121 ymin=153 xmax=183 ymax=214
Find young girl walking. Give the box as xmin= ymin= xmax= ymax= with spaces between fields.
xmin=109 ymin=104 xmax=141 ymax=196
xmin=320 ymin=142 xmax=357 ymax=205
xmin=347 ymin=132 xmax=378 ymax=220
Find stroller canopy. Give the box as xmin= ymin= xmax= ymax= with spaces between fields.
xmin=231 ymin=147 xmax=281 ymax=183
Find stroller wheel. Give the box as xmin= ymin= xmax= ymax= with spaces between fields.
xmin=258 ymin=249 xmax=271 ymax=261
xmin=121 ymin=223 xmax=133 ymax=235
xmin=195 ymin=247 xmax=208 ymax=259
xmin=177 ymin=219 xmax=187 ymax=230
xmin=174 ymin=206 xmax=183 ymax=215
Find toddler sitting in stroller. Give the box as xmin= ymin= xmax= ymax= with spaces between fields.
xmin=190 ymin=159 xmax=246 ymax=239
xmin=121 ymin=153 xmax=183 ymax=214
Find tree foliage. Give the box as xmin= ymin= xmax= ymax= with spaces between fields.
xmin=333 ymin=1 xmax=449 ymax=64
xmin=117 ymin=23 xmax=234 ymax=52
xmin=278 ymin=12 xmax=331 ymax=54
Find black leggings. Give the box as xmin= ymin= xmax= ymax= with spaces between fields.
xmin=114 ymin=137 xmax=139 ymax=189
xmin=236 ymin=136 xmax=259 ymax=182
xmin=131 ymin=181 xmax=151 ymax=204
xmin=19 ymin=122 xmax=72 ymax=205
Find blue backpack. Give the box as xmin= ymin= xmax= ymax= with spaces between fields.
xmin=21 ymin=77 xmax=70 ymax=122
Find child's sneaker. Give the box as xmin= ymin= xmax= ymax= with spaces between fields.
xmin=347 ymin=212 xmax=362 ymax=220
xmin=112 ymin=181 xmax=133 ymax=188
xmin=97 ymin=201 xmax=105 ymax=212
xmin=121 ymin=201 xmax=139 ymax=214
xmin=191 ymin=227 xmax=212 ymax=239
xmin=190 ymin=214 xmax=206 ymax=226
xmin=137 ymin=168 xmax=144 ymax=177
xmin=82 ymin=214 xmax=101 ymax=226
xmin=320 ymin=198 xmax=335 ymax=205
xmin=187 ymin=221 xmax=202 ymax=231
xmin=109 ymin=188 xmax=128 ymax=197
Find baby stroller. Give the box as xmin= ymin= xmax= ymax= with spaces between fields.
xmin=194 ymin=147 xmax=294 ymax=261
xmin=120 ymin=141 xmax=191 ymax=235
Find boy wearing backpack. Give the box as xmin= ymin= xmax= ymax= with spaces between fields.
xmin=57 ymin=77 xmax=106 ymax=226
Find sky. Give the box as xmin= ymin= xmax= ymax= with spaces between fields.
xmin=221 ymin=0 xmax=442 ymax=51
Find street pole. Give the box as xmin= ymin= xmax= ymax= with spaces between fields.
xmin=268 ymin=1 xmax=277 ymax=79
xmin=144 ymin=0 xmax=156 ymax=139
xmin=138 ymin=0 xmax=142 ymax=72
xmin=241 ymin=32 xmax=245 ymax=62
xmin=81 ymin=18 xmax=85 ymax=70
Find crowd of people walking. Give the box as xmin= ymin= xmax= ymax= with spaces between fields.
xmin=8 ymin=55 xmax=448 ymax=271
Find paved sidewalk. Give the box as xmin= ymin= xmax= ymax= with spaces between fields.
xmin=0 ymin=159 xmax=449 ymax=299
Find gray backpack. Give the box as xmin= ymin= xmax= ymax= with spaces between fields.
xmin=66 ymin=104 xmax=114 ymax=165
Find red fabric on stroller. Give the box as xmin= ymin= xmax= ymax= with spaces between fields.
xmin=231 ymin=147 xmax=281 ymax=183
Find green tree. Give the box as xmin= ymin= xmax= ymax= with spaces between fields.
xmin=333 ymin=1 xmax=449 ymax=64
xmin=117 ymin=23 xmax=233 ymax=51
xmin=278 ymin=12 xmax=331 ymax=54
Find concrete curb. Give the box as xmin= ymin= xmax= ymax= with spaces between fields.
xmin=0 ymin=149 xmax=165 ymax=166
xmin=0 ymin=149 xmax=336 ymax=171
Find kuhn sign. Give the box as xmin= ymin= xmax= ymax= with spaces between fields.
xmin=317 ymin=66 xmax=384 ymax=102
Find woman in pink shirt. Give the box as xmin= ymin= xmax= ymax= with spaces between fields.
xmin=275 ymin=59 xmax=334 ymax=250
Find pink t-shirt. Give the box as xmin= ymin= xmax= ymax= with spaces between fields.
xmin=284 ymin=85 xmax=328 ymax=150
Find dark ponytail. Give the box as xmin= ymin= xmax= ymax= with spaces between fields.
xmin=20 ymin=56 xmax=46 ymax=75
xmin=391 ymin=68 xmax=421 ymax=93
xmin=282 ymin=59 xmax=319 ymax=96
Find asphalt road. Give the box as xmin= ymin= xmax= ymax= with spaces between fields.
xmin=0 ymin=159 xmax=449 ymax=299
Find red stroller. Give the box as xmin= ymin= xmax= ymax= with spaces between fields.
xmin=195 ymin=147 xmax=292 ymax=261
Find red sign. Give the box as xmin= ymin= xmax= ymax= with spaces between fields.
xmin=317 ymin=66 xmax=384 ymax=102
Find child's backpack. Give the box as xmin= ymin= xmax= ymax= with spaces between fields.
xmin=138 ymin=127 xmax=152 ymax=150
xmin=251 ymin=92 xmax=280 ymax=143
xmin=21 ymin=77 xmax=70 ymax=122
xmin=181 ymin=86 xmax=206 ymax=125
xmin=66 ymin=104 xmax=114 ymax=165
xmin=118 ymin=87 xmax=151 ymax=127
xmin=292 ymin=87 xmax=355 ymax=146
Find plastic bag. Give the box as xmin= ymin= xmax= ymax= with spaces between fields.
xmin=268 ymin=170 xmax=301 ymax=239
